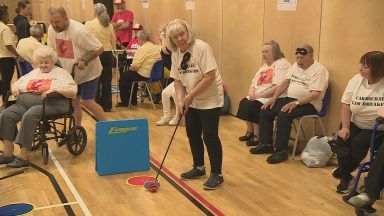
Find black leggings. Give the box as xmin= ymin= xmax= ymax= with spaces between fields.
xmin=336 ymin=122 xmax=383 ymax=180
xmin=0 ymin=57 xmax=15 ymax=102
xmin=185 ymin=107 xmax=222 ymax=174
xmin=96 ymin=51 xmax=113 ymax=110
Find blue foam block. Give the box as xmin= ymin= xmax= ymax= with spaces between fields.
xmin=96 ymin=119 xmax=150 ymax=175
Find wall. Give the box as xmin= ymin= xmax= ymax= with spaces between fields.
xmin=5 ymin=0 xmax=384 ymax=135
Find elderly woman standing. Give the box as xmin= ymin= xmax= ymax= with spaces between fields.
xmin=334 ymin=51 xmax=384 ymax=194
xmin=167 ymin=19 xmax=224 ymax=190
xmin=0 ymin=46 xmax=77 ymax=167
xmin=85 ymin=3 xmax=116 ymax=112
xmin=237 ymin=41 xmax=291 ymax=146
xmin=0 ymin=4 xmax=21 ymax=103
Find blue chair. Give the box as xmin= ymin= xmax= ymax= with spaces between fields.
xmin=290 ymin=84 xmax=331 ymax=157
xmin=17 ymin=61 xmax=34 ymax=76
xmin=129 ymin=60 xmax=164 ymax=109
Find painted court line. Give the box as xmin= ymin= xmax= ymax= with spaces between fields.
xmin=49 ymin=148 xmax=92 ymax=216
xmin=34 ymin=202 xmax=79 ymax=211
xmin=150 ymin=156 xmax=225 ymax=216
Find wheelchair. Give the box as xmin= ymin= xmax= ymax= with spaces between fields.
xmin=341 ymin=117 xmax=384 ymax=216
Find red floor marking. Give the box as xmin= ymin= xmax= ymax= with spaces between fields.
xmin=126 ymin=176 xmax=157 ymax=186
xmin=150 ymin=156 xmax=225 ymax=216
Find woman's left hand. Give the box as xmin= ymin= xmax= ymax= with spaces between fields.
xmin=184 ymin=94 xmax=193 ymax=111
xmin=41 ymin=89 xmax=55 ymax=99
xmin=281 ymin=101 xmax=298 ymax=113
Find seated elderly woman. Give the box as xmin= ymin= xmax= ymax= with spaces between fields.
xmin=0 ymin=45 xmax=77 ymax=168
xmin=117 ymin=29 xmax=161 ymax=107
xmin=236 ymin=40 xmax=291 ymax=146
xmin=333 ymin=51 xmax=384 ymax=194
xmin=346 ymin=113 xmax=384 ymax=208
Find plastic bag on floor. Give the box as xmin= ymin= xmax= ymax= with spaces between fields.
xmin=301 ymin=136 xmax=333 ymax=168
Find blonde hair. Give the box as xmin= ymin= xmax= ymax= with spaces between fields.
xmin=33 ymin=45 xmax=58 ymax=63
xmin=166 ymin=19 xmax=195 ymax=52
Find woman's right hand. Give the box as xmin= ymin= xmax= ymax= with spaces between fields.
xmin=11 ymin=88 xmax=19 ymax=97
xmin=262 ymin=97 xmax=276 ymax=110
xmin=338 ymin=127 xmax=350 ymax=141
xmin=248 ymin=89 xmax=256 ymax=100
xmin=178 ymin=101 xmax=185 ymax=116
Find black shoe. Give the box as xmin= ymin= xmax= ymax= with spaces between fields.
xmin=239 ymin=132 xmax=254 ymax=142
xmin=203 ymin=174 xmax=224 ymax=190
xmin=0 ymin=155 xmax=14 ymax=164
xmin=267 ymin=151 xmax=288 ymax=164
xmin=152 ymin=94 xmax=162 ymax=104
xmin=246 ymin=137 xmax=259 ymax=146
xmin=7 ymin=157 xmax=29 ymax=168
xmin=181 ymin=167 xmax=206 ymax=180
xmin=332 ymin=168 xmax=341 ymax=179
xmin=116 ymin=102 xmax=128 ymax=107
xmin=250 ymin=144 xmax=273 ymax=154
xmin=337 ymin=175 xmax=354 ymax=194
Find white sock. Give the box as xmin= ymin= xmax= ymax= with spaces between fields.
xmin=196 ymin=166 xmax=205 ymax=171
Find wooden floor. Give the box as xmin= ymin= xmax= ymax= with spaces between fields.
xmin=1 ymin=98 xmax=383 ymax=216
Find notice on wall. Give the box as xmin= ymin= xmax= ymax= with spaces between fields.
xmin=142 ymin=0 xmax=149 ymax=9
xmin=186 ymin=0 xmax=195 ymax=11
xmin=277 ymin=0 xmax=297 ymax=11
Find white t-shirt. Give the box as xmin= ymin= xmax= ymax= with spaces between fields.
xmin=341 ymin=74 xmax=384 ymax=129
xmin=14 ymin=67 xmax=77 ymax=98
xmin=170 ymin=39 xmax=223 ymax=109
xmin=286 ymin=61 xmax=329 ymax=112
xmin=47 ymin=19 xmax=103 ymax=84
xmin=249 ymin=58 xmax=291 ymax=104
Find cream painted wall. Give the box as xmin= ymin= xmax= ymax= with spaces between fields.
xmin=6 ymin=0 xmax=384 ymax=135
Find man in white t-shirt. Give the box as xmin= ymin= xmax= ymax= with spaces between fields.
xmin=251 ymin=44 xmax=329 ymax=164
xmin=47 ymin=7 xmax=106 ymax=125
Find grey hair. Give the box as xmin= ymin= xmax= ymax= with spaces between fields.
xmin=32 ymin=45 xmax=58 ymax=63
xmin=48 ymin=6 xmax=67 ymax=17
xmin=29 ymin=24 xmax=44 ymax=38
xmin=264 ymin=40 xmax=285 ymax=60
xmin=137 ymin=29 xmax=150 ymax=41
xmin=94 ymin=3 xmax=110 ymax=27
xmin=297 ymin=43 xmax=314 ymax=55
xmin=166 ymin=19 xmax=195 ymax=52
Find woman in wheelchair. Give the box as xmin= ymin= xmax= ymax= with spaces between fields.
xmin=0 ymin=46 xmax=77 ymax=168
xmin=334 ymin=51 xmax=384 ymax=194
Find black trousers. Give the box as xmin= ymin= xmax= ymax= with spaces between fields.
xmin=185 ymin=107 xmax=222 ymax=174
xmin=96 ymin=51 xmax=113 ymax=110
xmin=0 ymin=57 xmax=15 ymax=102
xmin=366 ymin=142 xmax=384 ymax=199
xmin=236 ymin=98 xmax=263 ymax=123
xmin=336 ymin=122 xmax=383 ymax=180
xmin=119 ymin=69 xmax=147 ymax=105
xmin=259 ymin=97 xmax=317 ymax=152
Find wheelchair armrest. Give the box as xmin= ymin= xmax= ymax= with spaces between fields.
xmin=376 ymin=117 xmax=384 ymax=124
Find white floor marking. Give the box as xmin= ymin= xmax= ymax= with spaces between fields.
xmin=49 ymin=148 xmax=92 ymax=216
xmin=34 ymin=201 xmax=78 ymax=211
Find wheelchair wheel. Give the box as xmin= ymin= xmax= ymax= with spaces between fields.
xmin=42 ymin=144 xmax=49 ymax=165
xmin=66 ymin=126 xmax=87 ymax=156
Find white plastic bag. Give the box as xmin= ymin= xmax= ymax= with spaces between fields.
xmin=301 ymin=136 xmax=333 ymax=168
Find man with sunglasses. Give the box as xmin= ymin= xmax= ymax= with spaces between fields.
xmin=250 ymin=44 xmax=329 ymax=164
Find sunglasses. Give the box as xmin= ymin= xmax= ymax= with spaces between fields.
xmin=295 ymin=48 xmax=312 ymax=55
xmin=180 ymin=52 xmax=191 ymax=70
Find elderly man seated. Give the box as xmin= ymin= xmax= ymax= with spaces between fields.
xmin=0 ymin=46 xmax=77 ymax=168
xmin=117 ymin=29 xmax=161 ymax=107
xmin=250 ymin=44 xmax=329 ymax=164
xmin=16 ymin=24 xmax=44 ymax=74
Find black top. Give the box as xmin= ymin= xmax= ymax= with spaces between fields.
xmin=13 ymin=15 xmax=30 ymax=40
xmin=161 ymin=47 xmax=172 ymax=70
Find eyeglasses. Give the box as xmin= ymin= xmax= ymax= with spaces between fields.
xmin=181 ymin=52 xmax=191 ymax=70
xmin=295 ymin=48 xmax=312 ymax=55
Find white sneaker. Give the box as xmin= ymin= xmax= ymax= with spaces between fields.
xmin=168 ymin=116 xmax=180 ymax=126
xmin=156 ymin=117 xmax=171 ymax=126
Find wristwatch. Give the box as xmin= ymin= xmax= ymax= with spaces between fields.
xmin=294 ymin=100 xmax=300 ymax=105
